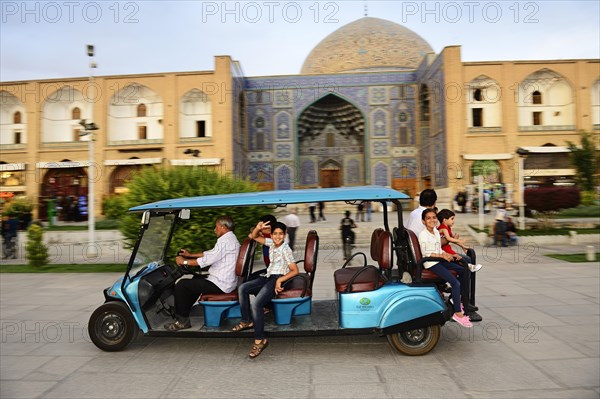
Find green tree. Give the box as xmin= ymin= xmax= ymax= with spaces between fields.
xmin=567 ymin=131 xmax=599 ymax=192
xmin=26 ymin=224 xmax=49 ymax=267
xmin=5 ymin=196 xmax=34 ymax=218
xmin=103 ymin=167 xmax=264 ymax=253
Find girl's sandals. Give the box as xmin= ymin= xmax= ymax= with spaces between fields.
xmin=231 ymin=321 xmax=254 ymax=332
xmin=249 ymin=339 xmax=268 ymax=358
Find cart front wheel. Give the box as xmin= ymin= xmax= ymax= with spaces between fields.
xmin=89 ymin=302 xmax=138 ymax=352
xmin=387 ymin=324 xmax=440 ymax=356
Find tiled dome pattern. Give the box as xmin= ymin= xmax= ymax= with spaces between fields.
xmin=301 ymin=17 xmax=433 ymax=74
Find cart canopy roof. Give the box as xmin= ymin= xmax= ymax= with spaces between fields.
xmin=129 ymin=186 xmax=410 ymax=212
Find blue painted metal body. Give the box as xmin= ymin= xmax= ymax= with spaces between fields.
xmin=105 ymin=262 xmax=166 ymax=333
xmin=338 ymin=282 xmax=446 ymax=329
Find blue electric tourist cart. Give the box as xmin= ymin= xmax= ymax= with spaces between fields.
xmin=88 ymin=186 xmax=453 ymax=355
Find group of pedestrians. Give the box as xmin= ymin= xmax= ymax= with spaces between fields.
xmin=491 ymin=209 xmax=519 ymax=247
xmin=355 ymin=201 xmax=372 ymax=222
xmin=308 ymin=202 xmax=326 ymax=223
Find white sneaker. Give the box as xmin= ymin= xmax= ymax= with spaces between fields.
xmin=468 ymin=263 xmax=483 ymax=272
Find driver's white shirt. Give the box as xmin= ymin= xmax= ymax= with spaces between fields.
xmin=406 ymin=206 xmax=427 ymax=236
xmin=196 ymin=231 xmax=240 ymax=293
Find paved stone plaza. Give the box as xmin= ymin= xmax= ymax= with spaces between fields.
xmin=1 ymin=212 xmax=599 ymax=398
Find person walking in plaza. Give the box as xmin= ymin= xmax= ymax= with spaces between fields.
xmin=356 ymin=201 xmax=365 ymax=222
xmin=491 ymin=210 xmax=508 ymax=247
xmin=233 ymin=220 xmax=298 ymax=358
xmin=283 ymin=208 xmax=300 ymax=250
xmin=365 ymin=201 xmax=372 ymax=222
xmin=318 ymin=201 xmax=326 ymax=221
xmin=1 ymin=215 xmax=19 ymax=259
xmin=308 ymin=203 xmax=317 ymax=223
xmin=455 ymin=190 xmax=468 ymax=213
xmin=506 ymin=216 xmax=519 ymax=246
xmin=340 ymin=210 xmax=357 ymax=260
xmin=165 ymin=216 xmax=240 ymax=331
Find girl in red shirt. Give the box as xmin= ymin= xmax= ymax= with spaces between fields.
xmin=437 ymin=209 xmax=482 ymax=272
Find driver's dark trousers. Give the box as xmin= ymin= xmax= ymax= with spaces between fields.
xmin=174 ymin=276 xmax=223 ymax=318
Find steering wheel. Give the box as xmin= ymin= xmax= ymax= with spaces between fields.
xmin=180 ymin=263 xmax=204 ymax=277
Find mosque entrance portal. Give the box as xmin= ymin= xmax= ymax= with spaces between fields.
xmin=319 ymin=160 xmax=342 ymax=188
xmin=298 ymin=94 xmax=364 ymax=187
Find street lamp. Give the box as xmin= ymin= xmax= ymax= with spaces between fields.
xmin=516 ymin=147 xmax=530 ymax=231
xmin=83 ymin=44 xmax=98 ymax=256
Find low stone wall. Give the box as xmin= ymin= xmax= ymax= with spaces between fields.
xmin=466 ymin=226 xmax=600 ymax=246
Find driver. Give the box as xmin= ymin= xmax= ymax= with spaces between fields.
xmin=165 ymin=215 xmax=240 ymax=331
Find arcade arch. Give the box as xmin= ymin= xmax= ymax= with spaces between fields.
xmin=297 ymin=94 xmax=365 ymax=187
xmin=39 ymin=164 xmax=89 ymax=221
xmin=108 ymin=84 xmax=164 ymax=143
xmin=518 ymin=69 xmax=575 ymax=130
xmin=0 ymin=91 xmax=26 ymax=145
xmin=467 ymin=75 xmax=502 ymax=130
xmin=592 ymin=78 xmax=600 ymax=128
xmin=180 ymin=89 xmax=212 ymax=139
xmin=41 ymin=86 xmax=89 ymax=143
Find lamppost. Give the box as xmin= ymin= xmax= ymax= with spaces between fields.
xmin=79 ymin=44 xmax=98 ymax=256
xmin=516 ymin=147 xmax=530 ymax=231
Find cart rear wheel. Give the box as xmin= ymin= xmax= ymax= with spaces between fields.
xmin=387 ymin=324 xmax=440 ymax=356
xmin=89 ymin=302 xmax=138 ymax=352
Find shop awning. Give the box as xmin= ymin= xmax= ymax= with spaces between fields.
xmin=0 ymin=163 xmax=26 ymax=172
xmin=170 ymin=158 xmax=222 ymax=166
xmin=104 ymin=158 xmax=162 ymax=166
xmin=462 ymin=153 xmax=513 ymax=160
xmin=36 ymin=161 xmax=92 ymax=168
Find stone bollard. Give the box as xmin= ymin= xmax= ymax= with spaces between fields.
xmin=569 ymin=231 xmax=578 ymax=245
xmin=586 ymin=246 xmax=596 ymax=262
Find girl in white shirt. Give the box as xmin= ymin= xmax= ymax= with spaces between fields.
xmin=418 ymin=208 xmax=472 ymax=328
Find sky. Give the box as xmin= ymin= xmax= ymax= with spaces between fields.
xmin=1 ymin=0 xmax=599 ymax=82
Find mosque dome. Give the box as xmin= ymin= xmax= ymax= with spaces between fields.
xmin=301 ymin=17 xmax=433 ymax=74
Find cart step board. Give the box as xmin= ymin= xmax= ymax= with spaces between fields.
xmin=146 ymin=300 xmax=378 ymax=338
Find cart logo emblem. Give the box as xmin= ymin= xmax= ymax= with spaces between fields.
xmin=359 ymin=298 xmax=371 ymax=306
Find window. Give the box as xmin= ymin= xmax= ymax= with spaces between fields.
xmin=256 ymin=132 xmax=264 ymax=150
xmin=196 ymin=120 xmax=206 ymax=138
xmin=472 ymin=108 xmax=483 ymax=127
xmin=398 ymin=112 xmax=407 ymax=122
xmin=137 ymin=104 xmax=147 ymax=117
xmin=473 ymin=89 xmax=483 ymax=102
xmin=399 ymin=126 xmax=408 ymax=144
xmin=14 ymin=131 xmax=21 ymax=144
xmin=256 ymin=91 xmax=263 ymax=103
xmin=532 ymin=91 xmax=542 ymax=105
xmin=13 ymin=111 xmax=21 ymax=124
xmin=255 ymin=116 xmax=265 ymax=128
xmin=73 ymin=128 xmax=80 ymax=142
xmin=72 ymin=107 xmax=81 ymax=120
xmin=533 ymin=112 xmax=542 ymax=125
xmin=138 ymin=125 xmax=147 ymax=140
xmin=326 ymin=132 xmax=335 ymax=147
